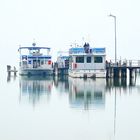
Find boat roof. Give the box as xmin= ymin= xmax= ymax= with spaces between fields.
xmin=19 ymin=47 xmax=50 ymax=50
xmin=58 ymin=56 xmax=69 ymax=59
xmin=69 ymin=47 xmax=105 ymax=53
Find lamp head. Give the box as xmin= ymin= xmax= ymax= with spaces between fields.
xmin=108 ymin=13 xmax=116 ymax=18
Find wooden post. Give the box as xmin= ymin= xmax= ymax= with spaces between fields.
xmin=129 ymin=68 xmax=134 ymax=78
xmin=121 ymin=67 xmax=127 ymax=78
xmin=113 ymin=67 xmax=119 ymax=78
xmin=54 ymin=63 xmax=58 ymax=76
xmin=14 ymin=66 xmax=17 ymax=76
xmin=7 ymin=65 xmax=11 ymax=76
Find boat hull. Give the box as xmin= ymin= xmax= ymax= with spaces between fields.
xmin=68 ymin=69 xmax=106 ymax=78
xmin=19 ymin=68 xmax=53 ymax=76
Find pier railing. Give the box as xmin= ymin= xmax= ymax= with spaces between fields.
xmin=107 ymin=60 xmax=140 ymax=68
xmin=106 ymin=60 xmax=140 ymax=78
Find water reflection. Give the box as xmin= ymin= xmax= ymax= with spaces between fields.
xmin=106 ymin=77 xmax=138 ymax=94
xmin=69 ymin=78 xmax=106 ymax=110
xmin=4 ymin=74 xmax=140 ymax=140
xmin=18 ymin=74 xmax=139 ymax=107
xmin=7 ymin=75 xmax=17 ymax=82
xmin=53 ymin=76 xmax=69 ymax=93
xmin=19 ymin=76 xmax=53 ymax=105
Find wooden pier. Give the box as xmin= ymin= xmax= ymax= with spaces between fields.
xmin=106 ymin=60 xmax=140 ymax=78
xmin=7 ymin=65 xmax=18 ymax=76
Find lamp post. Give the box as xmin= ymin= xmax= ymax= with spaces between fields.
xmin=109 ymin=14 xmax=117 ymax=64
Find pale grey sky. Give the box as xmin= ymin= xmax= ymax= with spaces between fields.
xmin=0 ymin=0 xmax=140 ymax=68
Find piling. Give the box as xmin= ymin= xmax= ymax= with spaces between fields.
xmin=7 ymin=65 xmax=11 ymax=76
xmin=129 ymin=68 xmax=135 ymax=78
xmin=54 ymin=63 xmax=58 ymax=76
xmin=121 ymin=67 xmax=127 ymax=78
xmin=113 ymin=67 xmax=120 ymax=78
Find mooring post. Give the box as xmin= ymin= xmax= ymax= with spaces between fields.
xmin=129 ymin=68 xmax=134 ymax=78
xmin=7 ymin=65 xmax=11 ymax=76
xmin=113 ymin=67 xmax=120 ymax=78
xmin=106 ymin=68 xmax=109 ymax=78
xmin=14 ymin=66 xmax=17 ymax=76
xmin=121 ymin=67 xmax=127 ymax=78
xmin=54 ymin=62 xmax=58 ymax=76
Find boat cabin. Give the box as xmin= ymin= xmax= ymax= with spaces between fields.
xmin=56 ymin=51 xmax=69 ymax=69
xmin=69 ymin=43 xmax=106 ymax=78
xmin=18 ymin=43 xmax=53 ymax=76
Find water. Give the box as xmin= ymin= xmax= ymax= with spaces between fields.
xmin=1 ymin=73 xmax=140 ymax=140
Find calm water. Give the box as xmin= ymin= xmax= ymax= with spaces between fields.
xmin=1 ymin=73 xmax=140 ymax=140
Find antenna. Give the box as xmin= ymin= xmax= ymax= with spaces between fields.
xmin=32 ymin=39 xmax=36 ymax=47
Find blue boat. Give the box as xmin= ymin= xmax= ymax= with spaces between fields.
xmin=18 ymin=42 xmax=53 ymax=76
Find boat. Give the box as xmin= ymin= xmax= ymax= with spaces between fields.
xmin=54 ymin=51 xmax=69 ymax=76
xmin=56 ymin=51 xmax=69 ymax=69
xmin=68 ymin=42 xmax=106 ymax=78
xmin=18 ymin=42 xmax=53 ymax=76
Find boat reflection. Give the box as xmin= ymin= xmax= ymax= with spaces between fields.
xmin=19 ymin=76 xmax=53 ymax=105
xmin=53 ymin=76 xmax=69 ymax=94
xmin=69 ymin=78 xmax=106 ymax=110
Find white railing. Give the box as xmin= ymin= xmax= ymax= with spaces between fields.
xmin=107 ymin=60 xmax=140 ymax=68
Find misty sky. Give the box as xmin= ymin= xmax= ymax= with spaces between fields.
xmin=0 ymin=0 xmax=140 ymax=68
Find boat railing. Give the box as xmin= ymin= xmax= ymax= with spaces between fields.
xmin=69 ymin=48 xmax=106 ymax=55
xmin=31 ymin=52 xmax=43 ymax=56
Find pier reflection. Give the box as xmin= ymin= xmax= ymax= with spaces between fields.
xmin=106 ymin=78 xmax=127 ymax=90
xmin=106 ymin=77 xmax=137 ymax=94
xmin=69 ymin=78 xmax=106 ymax=110
xmin=7 ymin=75 xmax=17 ymax=82
xmin=19 ymin=76 xmax=53 ymax=105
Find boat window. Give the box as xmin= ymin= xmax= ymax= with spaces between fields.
xmin=28 ymin=60 xmax=32 ymax=64
xmin=94 ymin=56 xmax=103 ymax=63
xmin=76 ymin=56 xmax=84 ymax=63
xmin=87 ymin=57 xmax=91 ymax=63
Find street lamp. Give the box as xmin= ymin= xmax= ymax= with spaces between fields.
xmin=109 ymin=14 xmax=117 ymax=64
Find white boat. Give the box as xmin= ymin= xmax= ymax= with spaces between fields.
xmin=18 ymin=42 xmax=53 ymax=76
xmin=68 ymin=42 xmax=106 ymax=78
xmin=56 ymin=51 xmax=69 ymax=69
